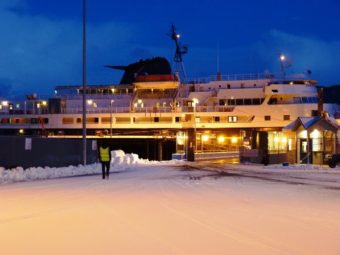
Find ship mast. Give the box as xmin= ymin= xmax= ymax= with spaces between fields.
xmin=169 ymin=24 xmax=188 ymax=80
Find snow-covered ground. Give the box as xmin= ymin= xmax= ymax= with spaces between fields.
xmin=1 ymin=151 xmax=340 ymax=255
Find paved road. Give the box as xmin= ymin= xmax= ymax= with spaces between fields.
xmin=182 ymin=161 xmax=340 ymax=190
xmin=1 ymin=164 xmax=340 ymax=255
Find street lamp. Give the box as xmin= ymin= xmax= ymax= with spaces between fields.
xmin=82 ymin=0 xmax=87 ymax=165
xmin=279 ymin=53 xmax=286 ymax=79
xmin=110 ymin=100 xmax=114 ymax=137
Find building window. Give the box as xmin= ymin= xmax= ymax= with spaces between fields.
xmin=288 ymin=139 xmax=292 ymax=151
xmin=228 ymin=99 xmax=235 ymax=105
xmin=219 ymin=99 xmax=226 ymax=106
xmin=283 ymin=115 xmax=290 ymax=121
xmin=62 ymin=118 xmax=74 ymax=124
xmin=101 ymin=117 xmax=111 ymax=124
xmin=214 ymin=116 xmax=220 ymax=122
xmin=175 ymin=117 xmax=180 ymax=122
xmin=228 ymin=116 xmax=238 ymax=123
xmin=253 ymin=98 xmax=261 ymax=105
xmin=264 ymin=115 xmax=271 ymax=121
xmin=236 ymin=99 xmax=243 ymax=105
xmin=87 ymin=117 xmax=99 ymax=124
xmin=269 ymin=97 xmax=278 ymax=104
xmin=244 ymin=99 xmax=252 ymax=105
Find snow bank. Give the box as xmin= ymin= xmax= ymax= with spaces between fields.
xmin=0 ymin=150 xmax=177 ymax=184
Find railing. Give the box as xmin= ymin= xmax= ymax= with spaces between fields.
xmin=184 ymin=73 xmax=275 ymax=83
xmin=55 ymin=94 xmax=132 ymax=100
xmin=0 ymin=105 xmax=237 ymax=115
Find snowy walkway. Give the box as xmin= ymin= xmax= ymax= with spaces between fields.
xmin=1 ymin=162 xmax=340 ymax=255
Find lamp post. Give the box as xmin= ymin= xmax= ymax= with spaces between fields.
xmin=82 ymin=0 xmax=87 ymax=165
xmin=110 ymin=100 xmax=114 ymax=137
xmin=279 ymin=53 xmax=286 ymax=80
xmin=192 ymin=98 xmax=199 ymax=152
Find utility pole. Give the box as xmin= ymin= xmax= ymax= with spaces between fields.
xmin=82 ymin=0 xmax=87 ymax=165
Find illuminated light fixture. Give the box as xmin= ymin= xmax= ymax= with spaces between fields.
xmin=87 ymin=99 xmax=93 ymax=105
xmin=176 ymin=133 xmax=185 ymax=145
xmin=310 ymin=129 xmax=320 ymax=139
xmin=280 ymin=54 xmax=285 ymax=61
xmin=192 ymin=98 xmax=199 ymax=107
xmin=274 ymin=136 xmax=279 ymax=143
xmin=137 ymin=99 xmax=142 ymax=104
xmin=16 ymin=104 xmax=20 ymax=109
xmin=300 ymin=130 xmax=307 ymax=139
xmin=231 ymin=136 xmax=238 ymax=144
xmin=281 ymin=137 xmax=287 ymax=143
xmin=36 ymin=103 xmax=40 ymax=109
xmin=41 ymin=101 xmax=47 ymax=106
xmin=176 ymin=34 xmax=180 ymax=39
xmin=19 ymin=129 xmax=24 ymax=134
xmin=217 ymin=135 xmax=225 ymax=143
xmin=111 ymin=88 xmax=115 ymax=93
xmin=54 ymin=90 xmax=58 ymax=94
xmin=202 ymin=134 xmax=209 ymax=142
xmin=289 ymin=81 xmax=294 ymax=85
xmin=1 ymin=101 xmax=8 ymax=106
xmin=0 ymin=105 xmax=2 ymax=110
xmin=288 ymin=139 xmax=292 ymax=150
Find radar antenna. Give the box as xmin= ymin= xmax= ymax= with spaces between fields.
xmin=168 ymin=24 xmax=188 ymax=79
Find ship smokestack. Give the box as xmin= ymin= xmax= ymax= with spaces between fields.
xmin=317 ymin=87 xmax=324 ymax=117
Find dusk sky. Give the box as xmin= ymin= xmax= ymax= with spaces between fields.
xmin=1 ymin=0 xmax=340 ymax=99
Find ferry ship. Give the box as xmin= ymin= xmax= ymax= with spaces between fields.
xmin=0 ymin=55 xmax=339 ymax=163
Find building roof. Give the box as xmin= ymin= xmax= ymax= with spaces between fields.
xmin=284 ymin=116 xmax=339 ymax=132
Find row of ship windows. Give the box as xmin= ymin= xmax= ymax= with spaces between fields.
xmin=0 ymin=115 xmax=291 ymax=125
xmin=268 ymin=97 xmax=318 ymax=105
xmin=219 ymin=96 xmax=318 ymax=106
xmin=0 ymin=118 xmax=49 ymax=124
xmin=191 ymin=83 xmax=259 ymax=92
xmin=219 ymin=98 xmax=264 ymax=106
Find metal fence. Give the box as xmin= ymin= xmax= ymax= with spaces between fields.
xmin=0 ymin=136 xmax=97 ymax=169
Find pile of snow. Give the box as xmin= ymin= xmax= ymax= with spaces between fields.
xmin=111 ymin=150 xmax=140 ymax=165
xmin=0 ymin=150 xmax=177 ymax=184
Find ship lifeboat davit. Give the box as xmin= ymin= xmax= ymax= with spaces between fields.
xmin=134 ymin=74 xmax=179 ymax=89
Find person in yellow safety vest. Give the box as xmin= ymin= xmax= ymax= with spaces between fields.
xmin=98 ymin=140 xmax=111 ymax=179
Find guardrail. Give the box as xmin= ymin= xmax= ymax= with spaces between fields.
xmin=0 ymin=105 xmax=236 ymax=115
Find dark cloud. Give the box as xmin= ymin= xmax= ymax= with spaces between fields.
xmin=1 ymin=0 xmax=340 ymax=101
xmin=255 ymin=30 xmax=340 ymax=85
xmin=0 ymin=1 xmax=138 ymax=98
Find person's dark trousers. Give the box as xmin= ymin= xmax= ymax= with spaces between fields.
xmin=101 ymin=162 xmax=110 ymax=179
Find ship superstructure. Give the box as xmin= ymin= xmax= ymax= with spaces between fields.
xmin=0 ymin=65 xmax=338 ymax=161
